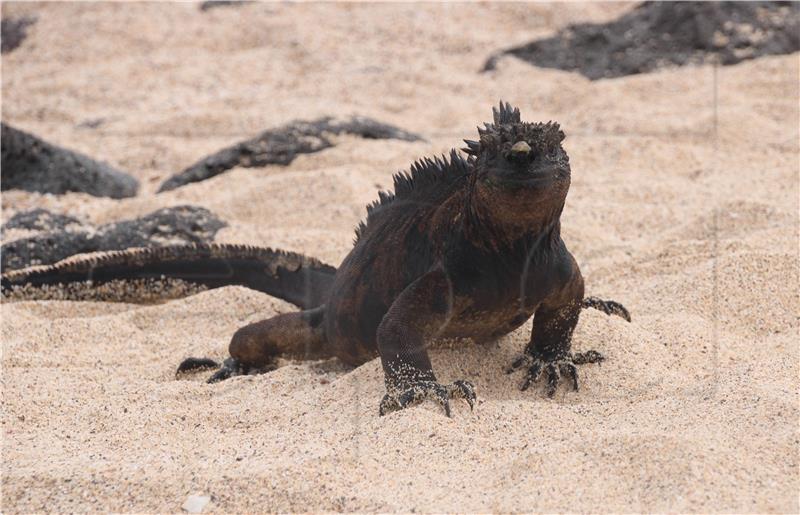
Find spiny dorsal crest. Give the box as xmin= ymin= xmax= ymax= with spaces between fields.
xmin=354 ymin=149 xmax=470 ymax=242
xmin=492 ymin=101 xmax=521 ymax=125
xmin=389 ymin=149 xmax=469 ymax=200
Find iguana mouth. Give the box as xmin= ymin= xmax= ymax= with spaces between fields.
xmin=497 ymin=166 xmax=563 ymax=187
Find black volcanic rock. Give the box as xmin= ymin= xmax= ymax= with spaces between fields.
xmin=1 ymin=123 xmax=139 ymax=198
xmin=157 ymin=116 xmax=423 ymax=192
xmin=484 ymin=2 xmax=800 ymax=80
xmin=2 ymin=208 xmax=83 ymax=233
xmin=1 ymin=206 xmax=226 ymax=271
xmin=1 ymin=15 xmax=36 ymax=53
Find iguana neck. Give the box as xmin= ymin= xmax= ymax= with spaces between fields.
xmin=462 ymin=183 xmax=565 ymax=251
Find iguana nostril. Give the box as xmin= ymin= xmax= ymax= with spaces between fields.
xmin=511 ymin=141 xmax=531 ymax=154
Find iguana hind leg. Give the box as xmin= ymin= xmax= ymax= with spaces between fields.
xmin=177 ymin=306 xmax=330 ymax=382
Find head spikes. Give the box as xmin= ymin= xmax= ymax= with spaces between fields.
xmin=462 ymin=139 xmax=480 ymax=156
xmin=492 ymin=101 xmax=521 ymax=126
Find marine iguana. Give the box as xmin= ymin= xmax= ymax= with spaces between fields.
xmin=2 ymin=102 xmax=630 ymax=416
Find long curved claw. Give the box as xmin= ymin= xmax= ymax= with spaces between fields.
xmin=545 ymin=364 xmax=560 ymax=397
xmin=379 ymin=394 xmax=401 ymax=416
xmin=560 ymin=362 xmax=579 ymax=391
xmin=520 ymin=361 xmax=543 ymax=391
xmin=440 ymin=397 xmax=452 ymax=418
xmin=448 ymin=380 xmax=477 ymax=410
xmin=398 ymin=381 xmax=451 ymax=416
xmin=379 ymin=379 xmax=477 ymax=417
xmin=508 ymin=349 xmax=605 ymax=396
xmin=505 ymin=354 xmax=531 ymax=374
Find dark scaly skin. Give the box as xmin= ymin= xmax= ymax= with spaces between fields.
xmin=189 ymin=102 xmax=630 ymax=416
xmin=3 ymin=102 xmax=630 ymax=416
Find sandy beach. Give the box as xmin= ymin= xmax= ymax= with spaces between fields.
xmin=1 ymin=2 xmax=798 ymax=512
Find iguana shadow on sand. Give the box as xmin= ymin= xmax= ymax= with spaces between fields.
xmin=2 ymin=103 xmax=630 ymax=416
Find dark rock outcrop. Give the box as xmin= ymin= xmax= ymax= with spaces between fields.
xmin=483 ymin=2 xmax=800 ymax=80
xmin=157 ymin=116 xmax=423 ymax=192
xmin=1 ymin=206 xmax=226 ymax=271
xmin=1 ymin=15 xmax=36 ymax=53
xmin=2 ymin=208 xmax=82 ymax=234
xmin=1 ymin=123 xmax=139 ymax=198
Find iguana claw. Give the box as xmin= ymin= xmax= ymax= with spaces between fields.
xmin=379 ymin=379 xmax=476 ymax=417
xmin=506 ymin=350 xmax=604 ymax=396
xmin=206 ymin=357 xmax=247 ymax=383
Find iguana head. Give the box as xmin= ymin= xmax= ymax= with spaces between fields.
xmin=463 ymin=102 xmax=571 ymax=233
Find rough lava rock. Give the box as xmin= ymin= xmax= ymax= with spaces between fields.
xmin=1 ymin=123 xmax=139 ymax=198
xmin=157 ymin=116 xmax=423 ymax=192
xmin=483 ymin=2 xmax=800 ymax=80
xmin=2 ymin=208 xmax=83 ymax=234
xmin=1 ymin=206 xmax=226 ymax=271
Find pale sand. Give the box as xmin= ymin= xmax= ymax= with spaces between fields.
xmin=1 ymin=2 xmax=798 ymax=512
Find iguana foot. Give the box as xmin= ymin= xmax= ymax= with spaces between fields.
xmin=379 ymin=379 xmax=476 ymax=417
xmin=582 ymin=297 xmax=631 ymax=322
xmin=505 ymin=350 xmax=604 ymax=396
xmin=206 ymin=357 xmax=249 ymax=383
xmin=176 ymin=357 xmax=252 ymax=383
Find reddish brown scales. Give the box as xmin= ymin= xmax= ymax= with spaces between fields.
xmin=4 ymin=102 xmax=630 ymax=417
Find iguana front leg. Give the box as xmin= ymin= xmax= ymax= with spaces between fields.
xmin=507 ymin=265 xmax=605 ymax=396
xmin=377 ymin=269 xmax=476 ymax=417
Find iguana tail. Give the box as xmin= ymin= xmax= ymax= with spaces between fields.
xmin=1 ymin=243 xmax=336 ymax=309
